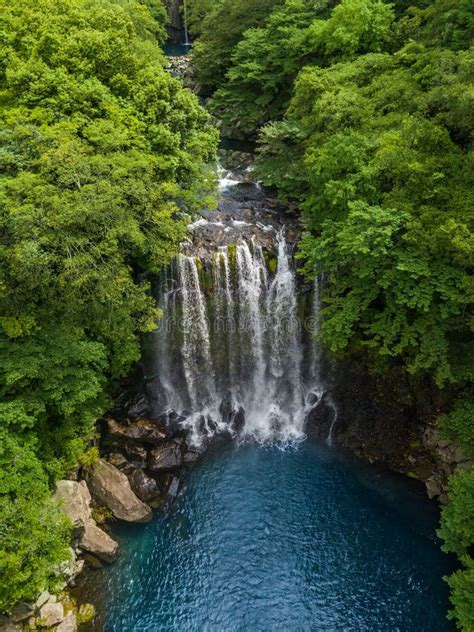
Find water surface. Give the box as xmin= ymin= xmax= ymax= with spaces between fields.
xmin=92 ymin=442 xmax=454 ymax=631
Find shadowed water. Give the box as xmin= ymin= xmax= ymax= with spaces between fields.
xmin=91 ymin=442 xmax=454 ymax=631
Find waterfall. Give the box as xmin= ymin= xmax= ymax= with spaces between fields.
xmin=151 ymin=232 xmax=324 ymax=446
xmin=177 ymin=256 xmax=217 ymax=412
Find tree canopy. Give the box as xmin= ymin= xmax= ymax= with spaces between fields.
xmin=190 ymin=0 xmax=473 ymax=627
xmin=0 ymin=0 xmax=217 ymax=610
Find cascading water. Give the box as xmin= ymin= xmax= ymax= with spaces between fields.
xmin=151 ymin=159 xmax=329 ymax=446
xmin=153 ymin=232 xmax=324 ymax=445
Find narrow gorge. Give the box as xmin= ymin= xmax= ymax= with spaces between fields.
xmin=70 ymin=151 xmax=457 ymax=631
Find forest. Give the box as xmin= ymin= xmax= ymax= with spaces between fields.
xmin=189 ymin=0 xmax=474 ymax=627
xmin=0 ymin=0 xmax=217 ymax=611
xmin=0 ymin=0 xmax=472 ymax=629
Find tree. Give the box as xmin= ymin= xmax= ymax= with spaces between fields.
xmin=0 ymin=0 xmax=217 ymax=609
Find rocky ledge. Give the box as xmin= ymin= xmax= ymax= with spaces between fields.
xmin=0 ymin=414 xmax=201 ymax=632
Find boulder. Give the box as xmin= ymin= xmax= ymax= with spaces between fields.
xmin=34 ymin=591 xmax=51 ymax=611
xmin=80 ymin=521 xmax=119 ymax=562
xmin=123 ymin=444 xmax=148 ymax=467
xmin=148 ymin=474 xmax=181 ymax=509
xmin=128 ymin=469 xmax=161 ymax=503
xmin=106 ymin=418 xmax=169 ymax=445
xmin=148 ymin=439 xmax=183 ymax=471
xmin=86 ymin=460 xmax=152 ymax=523
xmin=54 ymin=479 xmax=119 ymax=563
xmin=38 ymin=602 xmax=64 ymax=628
xmin=56 ymin=613 xmax=78 ymax=632
xmin=53 ymin=480 xmax=91 ymax=537
xmin=10 ymin=603 xmax=34 ymax=624
xmin=426 ymin=475 xmax=444 ymax=499
xmin=107 ymin=452 xmax=134 ymax=473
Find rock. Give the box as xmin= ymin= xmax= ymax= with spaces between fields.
xmin=147 ymin=473 xmax=181 ymax=509
xmin=38 ymin=602 xmax=64 ymax=627
xmin=54 ymin=478 xmax=119 ymax=563
xmin=106 ymin=418 xmax=169 ymax=445
xmin=183 ymin=450 xmax=200 ymax=465
xmin=53 ymin=480 xmax=92 ymax=537
xmin=128 ymin=469 xmax=161 ymax=503
xmin=148 ymin=439 xmax=183 ymax=471
xmin=34 ymin=590 xmax=51 ymax=611
xmin=83 ymin=553 xmax=104 ymax=570
xmin=86 ymin=459 xmax=152 ymax=523
xmin=56 ymin=613 xmax=78 ymax=632
xmin=426 ymin=475 xmax=443 ymax=499
xmin=0 ymin=614 xmax=20 ymax=632
xmin=108 ymin=452 xmax=134 ymax=473
xmin=80 ymin=520 xmax=119 ymax=562
xmin=11 ymin=603 xmax=34 ymax=623
xmin=123 ymin=444 xmax=148 ymax=467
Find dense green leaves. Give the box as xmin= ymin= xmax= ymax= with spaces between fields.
xmin=0 ymin=0 xmax=217 ymax=610
xmin=191 ymin=0 xmax=473 ymax=627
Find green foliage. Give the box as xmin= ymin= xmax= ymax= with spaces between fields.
xmin=445 ymin=557 xmax=474 ymax=631
xmin=203 ymin=0 xmax=393 ymax=135
xmin=439 ymin=394 xmax=474 ymax=459
xmin=439 ymin=468 xmax=474 ymax=629
xmin=260 ymin=43 xmax=474 ymax=385
xmin=192 ymin=0 xmax=474 ymax=628
xmin=0 ymin=0 xmax=217 ymax=610
xmin=190 ymin=0 xmax=285 ymax=91
xmin=0 ymin=436 xmax=72 ymax=610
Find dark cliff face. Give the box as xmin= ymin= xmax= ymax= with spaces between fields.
xmin=165 ymin=0 xmax=184 ymax=43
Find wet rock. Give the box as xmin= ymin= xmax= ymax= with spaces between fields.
xmin=128 ymin=469 xmax=161 ymax=503
xmin=231 ymin=407 xmax=246 ymax=434
xmin=148 ymin=439 xmax=184 ymax=471
xmin=38 ymin=602 xmax=64 ymax=627
xmin=147 ymin=474 xmax=181 ymax=509
xmin=123 ymin=444 xmax=148 ymax=467
xmin=80 ymin=521 xmax=119 ymax=562
xmin=305 ymin=393 xmax=335 ymax=441
xmin=83 ymin=553 xmax=104 ymax=570
xmin=86 ymin=459 xmax=152 ymax=523
xmin=106 ymin=417 xmax=169 ymax=445
xmin=183 ymin=450 xmax=201 ymax=465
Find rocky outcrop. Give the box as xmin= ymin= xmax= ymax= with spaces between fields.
xmin=128 ymin=469 xmax=161 ymax=503
xmin=54 ymin=480 xmax=119 ymax=562
xmin=80 ymin=521 xmax=119 ymax=563
xmin=165 ymin=0 xmax=184 ymax=43
xmin=54 ymin=481 xmax=91 ymax=537
xmin=106 ymin=417 xmax=169 ymax=445
xmin=86 ymin=459 xmax=152 ymax=523
xmin=38 ymin=602 xmax=64 ymax=627
xmin=423 ymin=427 xmax=473 ymax=501
xmin=148 ymin=439 xmax=184 ymax=471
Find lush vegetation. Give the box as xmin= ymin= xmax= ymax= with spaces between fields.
xmin=0 ymin=0 xmax=217 ymax=610
xmin=190 ymin=0 xmax=473 ymax=627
